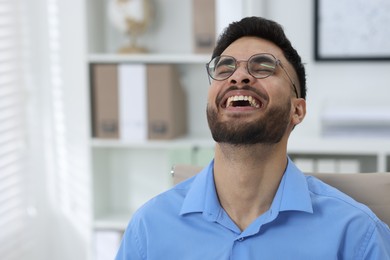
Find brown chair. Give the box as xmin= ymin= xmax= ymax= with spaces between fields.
xmin=171 ymin=164 xmax=390 ymax=226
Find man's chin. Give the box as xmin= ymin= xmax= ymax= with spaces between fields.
xmin=207 ymin=97 xmax=292 ymax=146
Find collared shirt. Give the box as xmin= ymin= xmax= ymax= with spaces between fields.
xmin=116 ymin=158 xmax=390 ymax=260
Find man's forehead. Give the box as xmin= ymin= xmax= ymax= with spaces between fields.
xmin=221 ymin=36 xmax=284 ymax=59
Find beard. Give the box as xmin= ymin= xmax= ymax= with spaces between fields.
xmin=206 ymin=98 xmax=292 ymax=145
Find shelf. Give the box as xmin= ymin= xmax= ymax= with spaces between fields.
xmin=88 ymin=53 xmax=211 ymax=64
xmin=90 ymin=136 xmax=390 ymax=155
xmin=94 ymin=212 xmax=133 ymax=230
xmin=288 ymin=136 xmax=390 ymax=155
xmin=90 ymin=135 xmax=215 ymax=149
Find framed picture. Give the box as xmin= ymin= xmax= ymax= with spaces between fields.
xmin=314 ymin=0 xmax=390 ymax=61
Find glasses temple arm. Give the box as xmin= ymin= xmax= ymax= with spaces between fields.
xmin=205 ymin=64 xmax=212 ymax=84
xmin=279 ymin=62 xmax=299 ymax=98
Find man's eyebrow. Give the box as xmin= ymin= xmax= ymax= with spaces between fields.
xmin=215 ymin=57 xmax=234 ymax=68
xmin=251 ymin=56 xmax=276 ymax=68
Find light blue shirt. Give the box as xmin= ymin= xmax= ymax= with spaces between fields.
xmin=116 ymin=158 xmax=390 ymax=259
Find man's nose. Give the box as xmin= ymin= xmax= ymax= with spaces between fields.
xmin=229 ymin=63 xmax=252 ymax=85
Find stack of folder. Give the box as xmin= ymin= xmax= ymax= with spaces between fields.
xmin=90 ymin=63 xmax=187 ymax=141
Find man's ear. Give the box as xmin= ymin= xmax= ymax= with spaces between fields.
xmin=292 ymin=99 xmax=306 ymax=126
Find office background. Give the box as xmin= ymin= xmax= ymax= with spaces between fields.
xmin=1 ymin=0 xmax=390 ymax=259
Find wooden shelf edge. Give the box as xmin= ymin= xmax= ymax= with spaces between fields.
xmin=94 ymin=212 xmax=133 ymax=231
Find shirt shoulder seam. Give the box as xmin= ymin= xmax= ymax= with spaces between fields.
xmin=308 ymin=181 xmax=379 ymax=223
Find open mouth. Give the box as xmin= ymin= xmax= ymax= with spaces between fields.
xmin=225 ymin=95 xmax=261 ymax=108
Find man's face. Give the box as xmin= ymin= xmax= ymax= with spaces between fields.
xmin=206 ymin=36 xmax=299 ymax=145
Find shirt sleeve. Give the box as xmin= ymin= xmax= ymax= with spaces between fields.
xmin=361 ymin=220 xmax=390 ymax=259
xmin=115 ymin=218 xmax=145 ymax=260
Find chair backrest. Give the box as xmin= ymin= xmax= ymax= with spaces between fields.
xmin=171 ymin=164 xmax=390 ymax=226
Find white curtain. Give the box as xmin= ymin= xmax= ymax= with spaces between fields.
xmin=0 ymin=0 xmax=92 ymax=259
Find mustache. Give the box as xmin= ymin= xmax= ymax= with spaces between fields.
xmin=215 ymin=85 xmax=269 ymax=105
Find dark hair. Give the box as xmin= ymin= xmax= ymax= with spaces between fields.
xmin=212 ymin=16 xmax=306 ymax=99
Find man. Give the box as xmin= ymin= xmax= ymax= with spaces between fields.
xmin=116 ymin=16 xmax=390 ymax=259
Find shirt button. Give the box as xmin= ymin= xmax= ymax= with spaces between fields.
xmin=237 ymin=237 xmax=245 ymax=242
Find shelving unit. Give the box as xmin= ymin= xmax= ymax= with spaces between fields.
xmin=89 ymin=52 xmax=213 ymax=231
xmin=86 ymin=0 xmax=218 ymax=237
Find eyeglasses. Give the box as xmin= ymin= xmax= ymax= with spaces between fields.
xmin=206 ymin=53 xmax=299 ymax=98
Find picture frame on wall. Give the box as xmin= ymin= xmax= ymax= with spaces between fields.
xmin=314 ymin=0 xmax=390 ymax=61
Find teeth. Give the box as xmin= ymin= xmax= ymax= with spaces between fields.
xmin=226 ymin=95 xmax=260 ymax=108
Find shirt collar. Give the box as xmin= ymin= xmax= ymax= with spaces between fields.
xmin=179 ymin=160 xmax=220 ymax=219
xmin=273 ymin=157 xmax=313 ymax=214
xmin=179 ymin=158 xmax=313 ymax=218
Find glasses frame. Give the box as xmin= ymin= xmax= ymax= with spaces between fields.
xmin=206 ymin=53 xmax=299 ymax=98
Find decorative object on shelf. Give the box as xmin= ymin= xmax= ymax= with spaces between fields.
xmin=108 ymin=0 xmax=153 ymax=53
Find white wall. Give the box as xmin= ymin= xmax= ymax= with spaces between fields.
xmin=261 ymin=0 xmax=390 ymax=139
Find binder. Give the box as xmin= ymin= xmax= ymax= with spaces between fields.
xmin=94 ymin=229 xmax=122 ymax=260
xmin=147 ymin=64 xmax=187 ymax=140
xmin=193 ymin=0 xmax=216 ymax=53
xmin=118 ymin=63 xmax=148 ymax=141
xmin=90 ymin=64 xmax=120 ymax=139
xmin=192 ymin=0 xmax=244 ymax=54
xmin=91 ymin=63 xmax=187 ymax=141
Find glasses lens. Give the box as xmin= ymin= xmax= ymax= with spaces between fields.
xmin=208 ymin=56 xmax=236 ymax=80
xmin=248 ymin=54 xmax=277 ymax=79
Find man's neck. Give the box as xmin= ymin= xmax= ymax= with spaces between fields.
xmin=213 ymin=142 xmax=288 ymax=231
